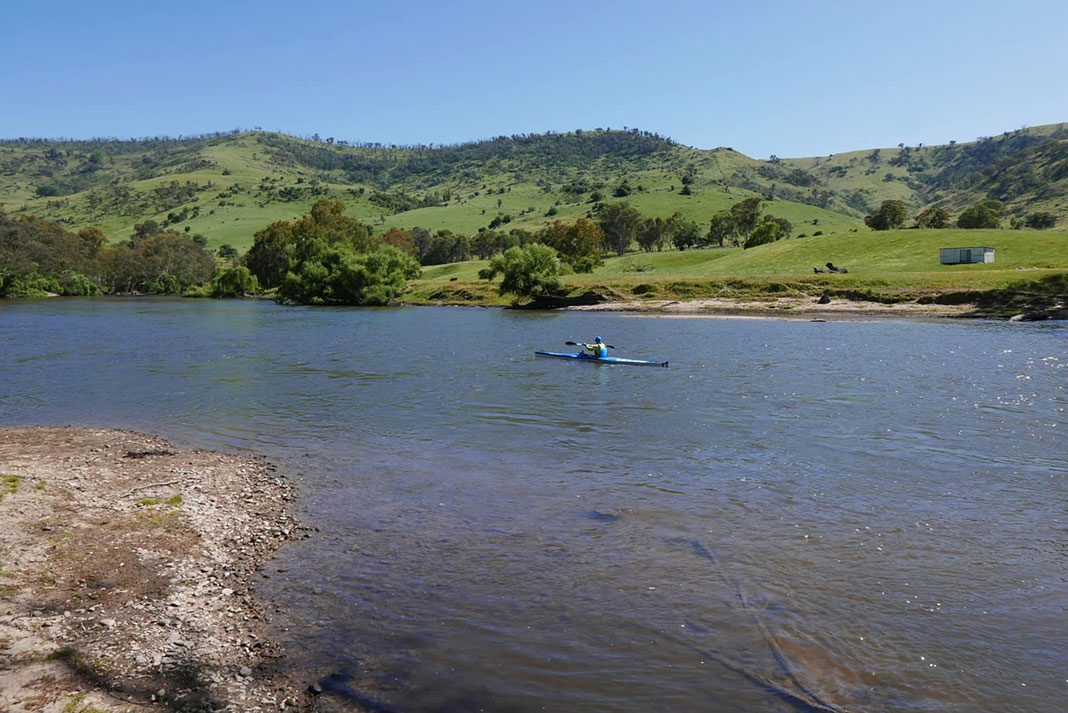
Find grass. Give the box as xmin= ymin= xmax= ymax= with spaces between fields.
xmin=136 ymin=493 xmax=182 ymax=508
xmin=408 ymin=228 xmax=1068 ymax=308
xmin=1 ymin=474 xmax=18 ymax=502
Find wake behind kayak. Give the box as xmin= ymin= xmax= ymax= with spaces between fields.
xmin=534 ymin=351 xmax=668 ymax=368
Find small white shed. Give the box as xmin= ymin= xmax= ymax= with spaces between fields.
xmin=940 ymin=246 xmax=995 ymax=264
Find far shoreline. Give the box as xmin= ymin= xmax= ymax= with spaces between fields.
xmin=5 ymin=291 xmax=1065 ymax=323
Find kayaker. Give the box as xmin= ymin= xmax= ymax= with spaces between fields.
xmin=582 ymin=336 xmax=608 ymax=358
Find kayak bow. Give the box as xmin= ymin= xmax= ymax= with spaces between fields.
xmin=535 ymin=351 xmax=668 ymax=368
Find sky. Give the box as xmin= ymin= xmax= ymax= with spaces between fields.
xmin=2 ymin=0 xmax=1067 ymax=158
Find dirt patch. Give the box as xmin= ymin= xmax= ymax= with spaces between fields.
xmin=0 ymin=427 xmax=337 ymax=713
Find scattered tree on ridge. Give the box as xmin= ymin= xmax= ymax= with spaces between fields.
xmin=728 ymin=197 xmax=763 ymax=243
xmin=1025 ymin=211 xmax=1056 ymax=229
xmin=864 ymin=199 xmax=907 ymax=230
xmin=914 ymin=207 xmax=949 ymax=229
xmin=597 ymin=201 xmax=642 ymax=256
xmin=538 ymin=219 xmax=604 ymax=271
xmin=957 ymin=200 xmax=1003 ymax=229
xmin=744 ymin=220 xmax=779 ymax=249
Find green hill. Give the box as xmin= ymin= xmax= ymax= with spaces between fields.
xmin=2 ymin=123 xmax=1066 ymax=256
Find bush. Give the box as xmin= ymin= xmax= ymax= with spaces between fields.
xmin=58 ymin=272 xmax=102 ymax=296
xmin=6 ymin=272 xmax=61 ymax=298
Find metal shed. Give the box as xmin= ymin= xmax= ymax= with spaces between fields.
xmin=939 ymin=246 xmax=995 ymax=264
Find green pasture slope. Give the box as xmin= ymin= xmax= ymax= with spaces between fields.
xmin=410 ymin=228 xmax=1068 ymax=306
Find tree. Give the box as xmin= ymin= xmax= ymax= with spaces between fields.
xmin=864 ymin=200 xmax=907 ymax=230
xmin=218 ymin=244 xmax=238 ymax=259
xmin=745 ymin=220 xmax=779 ymax=249
xmin=914 ymin=207 xmax=949 ymax=229
xmin=279 ymin=244 xmax=420 ymax=305
xmin=244 ymin=199 xmax=375 ymax=287
xmin=245 ymin=221 xmax=295 ymax=289
xmin=211 ymin=265 xmax=260 ymax=297
xmin=636 ymin=217 xmax=668 ymax=252
xmin=666 ymin=213 xmax=701 ymax=251
xmin=1025 ymin=212 xmax=1056 ymax=229
xmin=707 ymin=211 xmax=735 ymax=248
xmin=377 ymin=227 xmax=417 ymax=257
xmin=597 ymin=201 xmax=642 ymax=256
xmin=478 ymin=244 xmax=562 ymax=299
xmin=131 ymin=220 xmax=160 ymax=243
xmin=728 ymin=197 xmax=762 ymax=242
xmin=538 ymin=219 xmax=604 ymax=269
xmin=762 ymin=215 xmax=792 ymax=240
xmin=77 ymin=227 xmax=107 ymax=257
xmin=957 ymin=200 xmax=1002 ymax=229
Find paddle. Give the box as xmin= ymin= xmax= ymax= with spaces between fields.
xmin=565 ymin=341 xmax=615 ymax=349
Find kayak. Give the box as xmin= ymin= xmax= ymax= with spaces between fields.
xmin=535 ymin=351 xmax=668 ymax=368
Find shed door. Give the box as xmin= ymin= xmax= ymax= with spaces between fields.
xmin=960 ymin=249 xmax=972 ymax=262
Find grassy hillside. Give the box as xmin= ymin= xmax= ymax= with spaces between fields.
xmin=780 ymin=123 xmax=1068 ymax=221
xmin=2 ymin=123 xmax=1066 ymax=258
xmin=410 ymin=228 xmax=1068 ymax=308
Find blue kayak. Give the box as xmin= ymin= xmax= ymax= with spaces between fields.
xmin=535 ymin=351 xmax=668 ymax=368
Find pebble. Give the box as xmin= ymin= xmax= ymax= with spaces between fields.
xmin=239 ymin=665 xmax=253 ymax=677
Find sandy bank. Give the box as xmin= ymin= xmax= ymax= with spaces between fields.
xmin=567 ymin=295 xmax=977 ymax=319
xmin=0 ymin=428 xmax=326 ymax=713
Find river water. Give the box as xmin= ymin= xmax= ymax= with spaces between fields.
xmin=1 ymin=298 xmax=1065 ymax=713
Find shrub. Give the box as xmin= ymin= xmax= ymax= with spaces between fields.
xmin=6 ymin=272 xmax=61 ymax=298
xmin=58 ymin=272 xmax=102 ymax=296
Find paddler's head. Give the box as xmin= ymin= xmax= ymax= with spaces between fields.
xmin=595 ymin=336 xmax=603 ymax=343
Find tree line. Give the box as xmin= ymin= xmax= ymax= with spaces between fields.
xmin=865 ymin=199 xmax=1059 ymax=230
xmin=0 ymin=208 xmax=216 ymax=298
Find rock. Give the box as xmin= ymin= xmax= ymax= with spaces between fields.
xmin=100 ymin=618 xmax=116 ymax=629
xmin=817 ymin=294 xmax=831 ymax=305
xmin=239 ymin=665 xmax=253 ymax=677
xmin=307 ymin=682 xmax=323 ymax=695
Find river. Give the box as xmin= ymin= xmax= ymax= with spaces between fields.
xmin=1 ymin=298 xmax=1065 ymax=712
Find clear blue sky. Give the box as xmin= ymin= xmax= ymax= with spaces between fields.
xmin=3 ymin=0 xmax=1067 ymax=158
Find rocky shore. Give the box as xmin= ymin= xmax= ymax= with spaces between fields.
xmin=0 ymin=428 xmax=329 ymax=713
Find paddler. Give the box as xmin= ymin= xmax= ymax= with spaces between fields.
xmin=582 ymin=336 xmax=608 ymax=358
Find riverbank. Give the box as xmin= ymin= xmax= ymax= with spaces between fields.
xmin=566 ymin=295 xmax=976 ymax=318
xmin=0 ymin=428 xmax=323 ymax=713
xmin=405 ymin=278 xmax=1068 ymax=321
